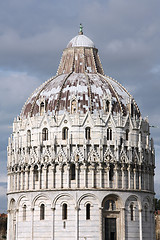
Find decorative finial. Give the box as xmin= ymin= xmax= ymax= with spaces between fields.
xmin=79 ymin=23 xmax=83 ymax=35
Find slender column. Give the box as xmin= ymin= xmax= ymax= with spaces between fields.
xmin=99 ymin=165 xmax=103 ymax=188
xmin=25 ymin=169 xmax=29 ymax=190
xmin=121 ymin=207 xmax=126 ymax=240
xmin=127 ymin=165 xmax=131 ymax=189
xmin=134 ymin=167 xmax=137 ymax=190
xmin=59 ymin=165 xmax=63 ymax=188
xmin=84 ymin=164 xmax=87 ymax=188
xmin=52 ymin=165 xmax=55 ymax=188
xmin=7 ymin=173 xmax=11 ymax=192
xmin=14 ymin=172 xmax=17 ymax=191
xmin=139 ymin=168 xmax=142 ymax=190
xmin=75 ymin=206 xmax=80 ymax=240
xmin=107 ymin=164 xmax=110 ymax=188
xmin=115 ymin=163 xmax=118 ymax=189
xmin=76 ymin=164 xmax=79 ymax=188
xmin=19 ymin=172 xmax=21 ymax=190
xmin=31 ymin=208 xmax=34 ymax=240
xmin=99 ymin=207 xmax=103 ymax=240
xmin=38 ymin=167 xmax=41 ymax=189
xmin=21 ymin=171 xmax=24 ymax=190
xmin=16 ymin=209 xmax=19 ymax=240
xmin=43 ymin=166 xmax=47 ymax=189
xmin=139 ymin=209 xmax=143 ymax=240
xmin=121 ymin=165 xmax=125 ymax=189
xmin=147 ymin=169 xmax=150 ymax=190
xmin=91 ymin=165 xmax=95 ymax=188
xmin=150 ymin=210 xmax=153 ymax=240
xmin=7 ymin=210 xmax=10 ymax=240
xmin=67 ymin=164 xmax=70 ymax=188
xmin=51 ymin=207 xmax=55 ymax=240
xmin=17 ymin=171 xmax=20 ymax=190
xmin=31 ymin=166 xmax=34 ymax=190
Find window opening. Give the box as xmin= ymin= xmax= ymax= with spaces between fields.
xmin=62 ymin=127 xmax=68 ymax=140
xmin=145 ymin=205 xmax=148 ymax=221
xmin=40 ymin=102 xmax=45 ymax=115
xmin=130 ymin=204 xmax=134 ymax=221
xmin=70 ymin=164 xmax=75 ymax=180
xmin=107 ymin=129 xmax=112 ymax=140
xmin=85 ymin=127 xmax=91 ymax=140
xmin=34 ymin=165 xmax=38 ymax=181
xmin=126 ymin=129 xmax=129 ymax=141
xmin=109 ymin=166 xmax=114 ymax=181
xmin=42 ymin=128 xmax=48 ymax=141
xmin=62 ymin=203 xmax=67 ymax=220
xmin=40 ymin=204 xmax=45 ymax=220
xmin=86 ymin=203 xmax=91 ymax=220
xmin=23 ymin=205 xmax=26 ymax=221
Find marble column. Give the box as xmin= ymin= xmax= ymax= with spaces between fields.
xmin=67 ymin=164 xmax=70 ymax=188
xmin=99 ymin=207 xmax=103 ymax=240
xmin=115 ymin=163 xmax=118 ymax=189
xmin=75 ymin=206 xmax=80 ymax=240
xmin=127 ymin=165 xmax=131 ymax=189
xmin=31 ymin=208 xmax=34 ymax=240
xmin=84 ymin=164 xmax=87 ymax=188
xmin=31 ymin=166 xmax=34 ymax=190
xmin=107 ymin=164 xmax=110 ymax=188
xmin=139 ymin=168 xmax=142 ymax=190
xmin=134 ymin=167 xmax=137 ymax=190
xmin=91 ymin=165 xmax=95 ymax=188
xmin=99 ymin=165 xmax=103 ymax=188
xmin=139 ymin=209 xmax=143 ymax=240
xmin=38 ymin=167 xmax=41 ymax=189
xmin=121 ymin=165 xmax=125 ymax=189
xmin=76 ymin=164 xmax=79 ymax=188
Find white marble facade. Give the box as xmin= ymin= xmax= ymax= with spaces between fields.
xmin=7 ymin=29 xmax=156 ymax=240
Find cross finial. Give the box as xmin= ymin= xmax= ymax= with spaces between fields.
xmin=79 ymin=23 xmax=83 ymax=35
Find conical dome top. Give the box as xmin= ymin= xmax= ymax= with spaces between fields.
xmin=20 ymin=27 xmax=140 ymax=119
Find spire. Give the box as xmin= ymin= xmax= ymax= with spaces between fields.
xmin=79 ymin=23 xmax=83 ymax=35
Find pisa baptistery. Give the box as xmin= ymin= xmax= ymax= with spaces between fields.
xmin=7 ymin=26 xmax=155 ymax=240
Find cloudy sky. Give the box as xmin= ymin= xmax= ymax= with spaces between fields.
xmin=0 ymin=0 xmax=160 ymax=212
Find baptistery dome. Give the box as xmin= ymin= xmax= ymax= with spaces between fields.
xmin=7 ymin=26 xmax=155 ymax=240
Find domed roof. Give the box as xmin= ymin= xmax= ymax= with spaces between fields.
xmin=21 ymin=27 xmax=140 ymax=119
xmin=67 ymin=34 xmax=95 ymax=48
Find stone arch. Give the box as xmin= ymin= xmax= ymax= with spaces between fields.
xmin=9 ymin=198 xmax=16 ymax=210
xmin=32 ymin=193 xmax=51 ymax=208
xmin=77 ymin=193 xmax=100 ymax=207
xmin=125 ymin=194 xmax=142 ymax=209
xmin=102 ymin=193 xmax=123 ymax=209
xmin=52 ymin=193 xmax=76 ymax=208
xmin=17 ymin=194 xmax=30 ymax=208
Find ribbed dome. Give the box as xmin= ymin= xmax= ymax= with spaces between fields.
xmin=21 ymin=31 xmax=140 ymax=118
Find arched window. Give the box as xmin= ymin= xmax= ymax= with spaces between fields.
xmin=126 ymin=129 xmax=129 ymax=141
xmin=40 ymin=102 xmax=45 ymax=115
xmin=27 ymin=130 xmax=31 ymax=144
xmin=62 ymin=127 xmax=68 ymax=140
xmin=34 ymin=165 xmax=38 ymax=181
xmin=86 ymin=203 xmax=91 ymax=220
xmin=40 ymin=204 xmax=45 ymax=220
xmin=71 ymin=99 xmax=77 ymax=114
xmin=70 ymin=164 xmax=75 ymax=180
xmin=131 ymin=103 xmax=134 ymax=117
xmin=23 ymin=205 xmax=27 ymax=221
xmin=104 ymin=200 xmax=116 ymax=211
xmin=85 ymin=127 xmax=91 ymax=140
xmin=130 ymin=204 xmax=134 ymax=221
xmin=62 ymin=203 xmax=67 ymax=220
xmin=107 ymin=128 xmax=112 ymax=140
xmin=42 ymin=128 xmax=48 ymax=141
xmin=144 ymin=205 xmax=148 ymax=221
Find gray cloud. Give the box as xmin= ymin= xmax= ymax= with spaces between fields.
xmin=0 ymin=0 xmax=160 ymax=210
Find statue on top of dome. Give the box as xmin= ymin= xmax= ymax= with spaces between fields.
xmin=79 ymin=23 xmax=83 ymax=35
